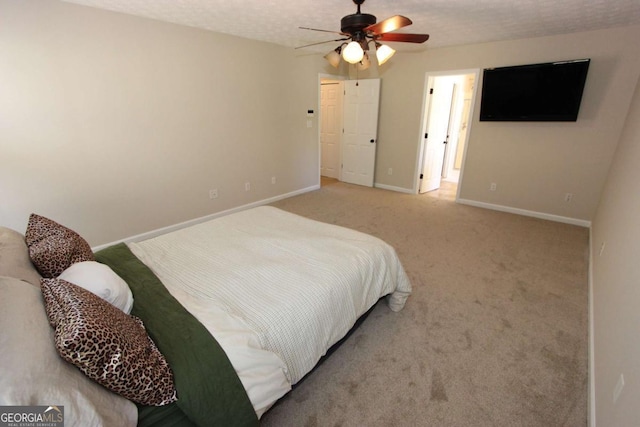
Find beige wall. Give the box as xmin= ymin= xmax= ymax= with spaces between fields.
xmin=591 ymin=76 xmax=640 ymax=425
xmin=0 ymin=0 xmax=331 ymax=245
xmin=3 ymin=3 xmax=638 ymax=243
xmin=368 ymin=25 xmax=640 ymax=223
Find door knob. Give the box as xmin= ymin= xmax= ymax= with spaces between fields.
xmin=370 ymin=139 xmax=375 ymax=143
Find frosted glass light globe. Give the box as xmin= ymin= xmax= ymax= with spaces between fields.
xmin=376 ymin=44 xmax=396 ymax=65
xmin=342 ymin=41 xmax=364 ymax=64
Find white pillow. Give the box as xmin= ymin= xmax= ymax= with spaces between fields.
xmin=0 ymin=276 xmax=137 ymax=427
xmin=58 ymin=261 xmax=133 ymax=313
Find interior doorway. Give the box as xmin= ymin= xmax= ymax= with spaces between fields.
xmin=320 ymin=79 xmax=344 ymax=180
xmin=417 ymin=70 xmax=479 ymax=199
xmin=319 ymin=76 xmax=381 ymax=188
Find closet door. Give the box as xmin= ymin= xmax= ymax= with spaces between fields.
xmin=342 ymin=78 xmax=380 ymax=187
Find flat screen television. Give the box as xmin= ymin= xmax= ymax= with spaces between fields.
xmin=479 ymin=59 xmax=590 ymax=122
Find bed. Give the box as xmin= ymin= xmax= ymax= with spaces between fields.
xmin=0 ymin=206 xmax=411 ymax=426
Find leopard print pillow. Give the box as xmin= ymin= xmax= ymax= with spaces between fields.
xmin=41 ymin=278 xmax=178 ymax=406
xmin=25 ymin=214 xmax=95 ymax=278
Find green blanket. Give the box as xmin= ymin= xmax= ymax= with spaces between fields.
xmin=95 ymin=243 xmax=258 ymax=427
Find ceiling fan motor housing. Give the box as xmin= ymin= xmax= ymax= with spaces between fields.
xmin=341 ymin=13 xmax=376 ymax=35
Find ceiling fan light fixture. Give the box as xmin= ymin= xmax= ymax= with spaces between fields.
xmin=342 ymin=41 xmax=364 ymax=64
xmin=299 ymin=1 xmax=429 ymax=69
xmin=376 ymin=43 xmax=396 ymax=65
xmin=324 ymin=45 xmax=343 ymax=68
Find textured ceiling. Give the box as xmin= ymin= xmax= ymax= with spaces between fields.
xmin=62 ymin=0 xmax=640 ymax=54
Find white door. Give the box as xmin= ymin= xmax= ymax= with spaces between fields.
xmin=320 ymin=82 xmax=343 ymax=179
xmin=342 ymin=79 xmax=381 ymax=187
xmin=419 ymin=77 xmax=455 ymax=193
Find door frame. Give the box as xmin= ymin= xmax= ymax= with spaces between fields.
xmin=419 ymin=76 xmax=456 ymax=193
xmin=414 ymin=68 xmax=481 ymax=200
xmin=317 ymin=73 xmax=346 ymax=185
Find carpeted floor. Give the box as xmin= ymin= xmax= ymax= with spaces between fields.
xmin=262 ymin=179 xmax=589 ymax=427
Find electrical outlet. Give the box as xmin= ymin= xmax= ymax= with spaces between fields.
xmin=271 ymin=176 xmax=276 ymax=184
xmin=388 ymin=168 xmax=393 ymax=175
xmin=490 ymin=183 xmax=497 ymax=191
xmin=245 ymin=182 xmax=251 ymax=192
xmin=565 ymin=193 xmax=574 ymax=202
xmin=209 ymin=189 xmax=218 ymax=199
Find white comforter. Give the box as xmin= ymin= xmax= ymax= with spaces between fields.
xmin=128 ymin=206 xmax=411 ymax=417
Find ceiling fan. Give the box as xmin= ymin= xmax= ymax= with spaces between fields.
xmin=297 ymin=0 xmax=429 ymax=69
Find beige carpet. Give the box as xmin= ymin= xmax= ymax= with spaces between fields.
xmin=262 ymin=179 xmax=589 ymax=427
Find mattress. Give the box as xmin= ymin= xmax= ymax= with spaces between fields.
xmin=128 ymin=206 xmax=411 ymax=417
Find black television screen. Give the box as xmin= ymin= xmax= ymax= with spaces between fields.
xmin=479 ymin=59 xmax=590 ymax=122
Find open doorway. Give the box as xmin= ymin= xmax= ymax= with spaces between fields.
xmin=417 ymin=70 xmax=479 ymax=200
xmin=319 ymin=76 xmax=381 ymax=189
xmin=319 ymin=78 xmax=344 ymax=185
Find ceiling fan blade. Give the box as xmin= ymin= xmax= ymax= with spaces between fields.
xmin=376 ymin=33 xmax=430 ymax=43
xmin=364 ymin=15 xmax=412 ymax=35
xmin=299 ymin=27 xmax=347 ymax=36
xmin=295 ymin=37 xmax=349 ymax=49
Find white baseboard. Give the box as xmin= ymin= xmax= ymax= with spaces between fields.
xmin=92 ymin=185 xmax=320 ymax=251
xmin=588 ymin=228 xmax=596 ymax=427
xmin=374 ymin=183 xmax=415 ymax=194
xmin=364 ymin=185 xmax=591 ymax=227
xmin=457 ymin=198 xmax=592 ymax=228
